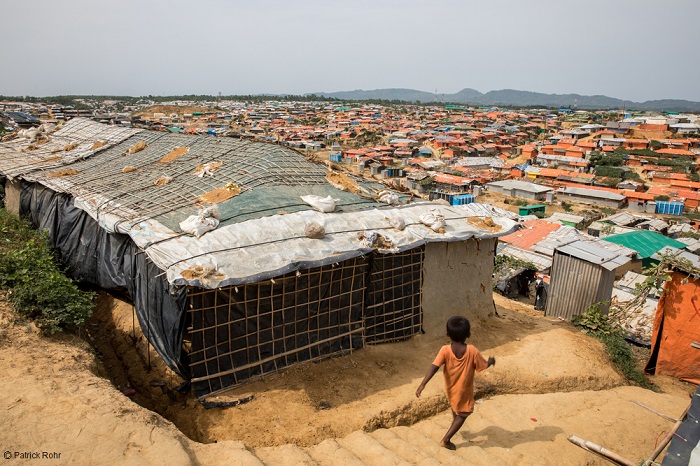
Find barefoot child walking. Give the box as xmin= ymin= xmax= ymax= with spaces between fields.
xmin=415 ymin=316 xmax=495 ymax=450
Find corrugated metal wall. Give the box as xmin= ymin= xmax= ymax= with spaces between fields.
xmin=545 ymin=251 xmax=615 ymax=320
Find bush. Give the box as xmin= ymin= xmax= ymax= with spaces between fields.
xmin=0 ymin=209 xmax=95 ymax=333
xmin=595 ymin=166 xmax=624 ymax=178
xmin=654 ymin=195 xmax=670 ymax=202
xmin=649 ymin=140 xmax=664 ymax=150
xmin=573 ymin=302 xmax=655 ymax=390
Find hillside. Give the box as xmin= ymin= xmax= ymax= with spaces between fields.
xmin=315 ymin=88 xmax=700 ymax=111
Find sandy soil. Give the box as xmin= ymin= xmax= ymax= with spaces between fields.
xmin=0 ymin=291 xmax=694 ymax=465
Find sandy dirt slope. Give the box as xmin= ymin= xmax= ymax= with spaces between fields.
xmin=0 ymin=291 xmax=694 ymax=465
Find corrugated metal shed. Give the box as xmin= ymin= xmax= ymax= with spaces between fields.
xmin=487 ymin=180 xmax=553 ymax=194
xmin=601 ymin=211 xmax=643 ymax=226
xmin=545 ymin=239 xmax=636 ymax=320
xmin=557 ymin=187 xmax=626 ymax=201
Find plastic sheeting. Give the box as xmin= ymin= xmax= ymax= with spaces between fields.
xmin=645 ymin=272 xmax=700 ymax=384
xmin=19 ymin=182 xmax=189 ymax=379
xmin=133 ymin=202 xmax=519 ymax=289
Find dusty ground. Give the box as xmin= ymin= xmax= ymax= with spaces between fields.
xmin=0 ymin=291 xmax=694 ymax=465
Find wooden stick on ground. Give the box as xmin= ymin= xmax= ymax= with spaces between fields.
xmin=567 ymin=435 xmax=638 ymax=466
xmin=644 ymin=403 xmax=692 ymax=466
xmin=631 ymin=400 xmax=679 ymax=423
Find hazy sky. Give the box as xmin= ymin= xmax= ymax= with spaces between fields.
xmin=2 ymin=0 xmax=699 ymax=102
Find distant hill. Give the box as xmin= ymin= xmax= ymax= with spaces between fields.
xmin=314 ymin=88 xmax=700 ymax=112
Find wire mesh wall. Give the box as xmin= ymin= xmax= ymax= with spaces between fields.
xmin=364 ymin=247 xmax=424 ymax=344
xmin=188 ymin=257 xmax=369 ymax=398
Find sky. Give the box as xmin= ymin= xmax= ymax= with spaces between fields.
xmin=2 ymin=0 xmax=699 ymax=102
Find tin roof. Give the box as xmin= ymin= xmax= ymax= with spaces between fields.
xmin=555 ymin=239 xmax=636 ymax=271
xmin=487 ymin=179 xmax=553 ymax=194
xmin=558 ymin=187 xmax=626 ymax=202
xmin=603 ymin=230 xmax=686 ymax=259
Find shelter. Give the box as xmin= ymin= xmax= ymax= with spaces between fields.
xmin=0 ymin=118 xmax=518 ymax=398
xmin=545 ymin=239 xmax=637 ymax=319
xmin=645 ymin=272 xmax=700 ymax=384
xmin=603 ymin=230 xmax=687 ymax=267
xmin=486 ymin=180 xmax=553 ymax=201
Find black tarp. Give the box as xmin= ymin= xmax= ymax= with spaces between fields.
xmin=662 ymin=386 xmax=699 ymax=465
xmin=19 ymin=182 xmax=189 ymax=378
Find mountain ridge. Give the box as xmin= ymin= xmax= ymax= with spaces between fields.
xmin=313 ymin=88 xmax=700 ymax=112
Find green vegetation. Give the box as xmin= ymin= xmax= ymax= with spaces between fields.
xmin=0 ymin=209 xmax=95 ymax=334
xmin=494 ymin=255 xmax=537 ymax=275
xmin=590 ymin=152 xmax=625 ymax=167
xmin=654 ymin=195 xmax=670 ymax=202
xmin=560 ymin=201 xmax=573 ymax=212
xmin=573 ymin=302 xmax=655 ymax=390
xmin=594 ymin=166 xmax=624 ymax=178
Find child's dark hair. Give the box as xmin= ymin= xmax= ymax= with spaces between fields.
xmin=446 ymin=316 xmax=471 ymax=342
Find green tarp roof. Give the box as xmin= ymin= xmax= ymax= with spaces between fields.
xmin=602 ymin=230 xmax=686 ymax=259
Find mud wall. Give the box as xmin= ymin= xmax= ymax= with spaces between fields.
xmin=421 ymin=238 xmax=496 ymax=338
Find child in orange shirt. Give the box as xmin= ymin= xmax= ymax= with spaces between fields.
xmin=415 ymin=316 xmax=495 ymax=450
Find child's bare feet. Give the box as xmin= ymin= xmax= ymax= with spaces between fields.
xmin=440 ymin=440 xmax=456 ymax=450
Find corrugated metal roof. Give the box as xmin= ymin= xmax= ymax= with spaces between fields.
xmin=546 ymin=212 xmax=585 ymax=225
xmin=558 ymin=187 xmax=626 ymax=201
xmin=637 ymin=219 xmax=669 ymax=231
xmin=487 ymin=179 xmax=553 ymax=193
xmin=651 ymin=246 xmax=700 ymax=268
xmin=677 ymin=236 xmax=700 ymax=253
xmin=531 ymin=225 xmax=588 ymax=256
xmin=499 ymin=219 xmax=561 ymax=249
xmin=601 ymin=212 xmax=643 ymax=226
xmin=497 ymin=243 xmax=552 ymax=271
xmin=603 ymin=230 xmax=687 ymax=259
xmin=555 ymin=239 xmax=635 ymax=271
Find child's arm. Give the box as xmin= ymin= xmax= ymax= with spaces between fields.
xmin=415 ymin=364 xmax=439 ymax=398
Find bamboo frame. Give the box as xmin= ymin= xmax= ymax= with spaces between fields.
xmin=188 ymin=258 xmax=369 ymax=396
xmin=187 ymin=248 xmax=426 ymax=397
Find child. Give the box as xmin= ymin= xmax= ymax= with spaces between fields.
xmin=415 ymin=315 xmax=495 ymax=450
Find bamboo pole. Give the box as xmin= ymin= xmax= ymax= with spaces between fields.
xmin=631 ymin=400 xmax=678 ymax=423
xmin=567 ymin=435 xmax=637 ymax=466
xmin=644 ymin=403 xmax=692 ymax=466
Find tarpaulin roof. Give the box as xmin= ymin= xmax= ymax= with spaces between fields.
xmin=0 ymin=118 xmax=520 ymax=288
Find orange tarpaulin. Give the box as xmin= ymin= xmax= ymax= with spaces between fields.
xmin=645 ymin=272 xmax=700 ymax=384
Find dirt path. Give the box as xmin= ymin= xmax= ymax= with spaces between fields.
xmin=0 ymin=291 xmax=694 ymax=465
